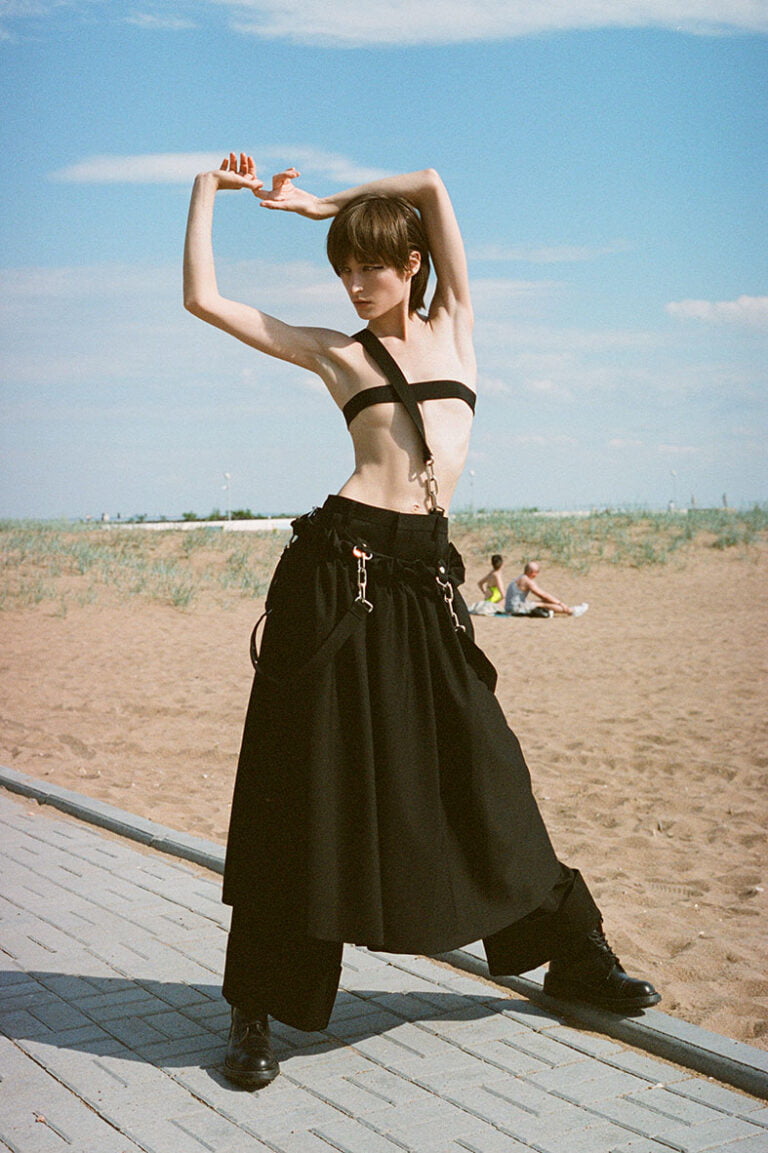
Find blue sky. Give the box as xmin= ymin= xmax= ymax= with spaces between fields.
xmin=1 ymin=1 xmax=766 ymax=518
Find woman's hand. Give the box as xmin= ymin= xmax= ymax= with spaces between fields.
xmin=256 ymin=167 xmax=332 ymax=219
xmin=212 ymin=152 xmax=265 ymax=193
xmin=211 ymin=152 xmax=331 ymax=218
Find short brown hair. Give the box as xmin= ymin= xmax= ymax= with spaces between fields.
xmin=327 ymin=194 xmax=431 ymax=314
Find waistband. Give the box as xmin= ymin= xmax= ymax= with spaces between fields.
xmin=315 ymin=494 xmax=449 ymax=563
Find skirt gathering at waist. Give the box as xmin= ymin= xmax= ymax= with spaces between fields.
xmin=303 ymin=494 xmax=450 ymax=563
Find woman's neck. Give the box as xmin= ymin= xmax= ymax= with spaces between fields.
xmin=367 ymin=307 xmax=423 ymax=342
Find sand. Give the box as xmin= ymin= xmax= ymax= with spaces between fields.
xmin=1 ymin=538 xmax=766 ymax=1047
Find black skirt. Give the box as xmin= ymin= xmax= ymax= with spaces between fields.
xmin=222 ymin=494 xmax=562 ymax=955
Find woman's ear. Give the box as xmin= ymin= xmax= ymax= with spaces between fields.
xmin=406 ymin=250 xmax=422 ymax=279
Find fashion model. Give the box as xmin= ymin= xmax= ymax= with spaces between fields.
xmin=184 ymin=154 xmax=660 ymax=1089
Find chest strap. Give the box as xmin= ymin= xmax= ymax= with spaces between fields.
xmin=353 ymin=328 xmax=443 ymax=513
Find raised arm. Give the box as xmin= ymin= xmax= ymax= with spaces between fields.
xmin=183 ymin=155 xmax=333 ymax=371
xmin=184 ymin=153 xmax=471 ymax=368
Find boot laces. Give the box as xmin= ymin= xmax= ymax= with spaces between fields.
xmin=232 ymin=1008 xmax=269 ymax=1039
xmin=243 ymin=1016 xmax=269 ymax=1039
xmin=587 ymin=926 xmax=621 ymax=968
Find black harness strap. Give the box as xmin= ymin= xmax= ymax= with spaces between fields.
xmin=250 ymin=599 xmax=371 ymax=683
xmin=353 ymin=328 xmax=432 ymax=465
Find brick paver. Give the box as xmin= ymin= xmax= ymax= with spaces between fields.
xmin=1 ymin=790 xmax=767 ymax=1153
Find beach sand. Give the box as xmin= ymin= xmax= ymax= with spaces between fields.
xmin=1 ymin=535 xmax=766 ymax=1047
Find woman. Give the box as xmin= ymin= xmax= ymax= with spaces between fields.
xmin=469 ymin=553 xmax=506 ymax=614
xmin=184 ymin=154 xmax=659 ymax=1089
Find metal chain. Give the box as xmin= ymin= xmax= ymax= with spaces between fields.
xmin=436 ymin=564 xmax=465 ymax=632
xmin=424 ymin=457 xmax=444 ymax=515
xmin=352 ymin=546 xmax=374 ymax=612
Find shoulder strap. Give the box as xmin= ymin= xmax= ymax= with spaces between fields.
xmin=353 ymin=329 xmax=432 ymax=464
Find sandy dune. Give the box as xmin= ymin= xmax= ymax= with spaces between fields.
xmin=1 ymin=537 xmax=766 ymax=1046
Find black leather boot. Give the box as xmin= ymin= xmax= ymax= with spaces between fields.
xmin=223 ymin=1008 xmax=280 ymax=1089
xmin=543 ymin=925 xmax=661 ymax=1014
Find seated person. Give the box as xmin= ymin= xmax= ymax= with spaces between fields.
xmin=477 ymin=554 xmax=505 ymax=604
xmin=504 ymin=561 xmax=588 ymax=617
xmin=468 ymin=554 xmax=507 ymax=614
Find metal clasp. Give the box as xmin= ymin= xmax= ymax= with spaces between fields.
xmin=353 ymin=545 xmax=374 ymax=612
xmin=436 ymin=564 xmax=465 ymax=632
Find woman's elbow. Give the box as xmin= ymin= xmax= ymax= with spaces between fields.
xmin=420 ymin=167 xmax=443 ymax=192
xmin=184 ymin=291 xmax=217 ymax=321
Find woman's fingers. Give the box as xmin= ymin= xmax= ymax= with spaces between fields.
xmin=220 ymin=151 xmax=251 ymax=172
xmin=218 ymin=152 xmax=289 ymax=198
xmin=219 ymin=154 xmax=297 ymax=188
xmin=272 ymin=167 xmax=300 ymax=187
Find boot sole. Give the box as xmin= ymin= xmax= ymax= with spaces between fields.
xmin=223 ymin=1061 xmax=280 ymax=1090
xmin=543 ymin=978 xmax=662 ymax=1014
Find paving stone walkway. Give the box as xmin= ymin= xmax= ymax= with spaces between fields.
xmin=1 ymin=790 xmax=767 ymax=1153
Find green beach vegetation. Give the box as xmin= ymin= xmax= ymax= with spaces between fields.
xmin=452 ymin=504 xmax=768 ymax=573
xmin=1 ymin=506 xmax=766 ymax=612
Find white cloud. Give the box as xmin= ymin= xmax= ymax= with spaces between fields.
xmin=609 ymin=437 xmax=644 ymax=448
xmin=476 ymin=374 xmax=510 ymax=395
xmin=277 ymin=147 xmax=393 ymax=185
xmin=216 ymin=0 xmax=768 ymax=45
xmin=525 ymin=377 xmax=573 ymax=399
xmin=509 ymin=433 xmax=579 ymax=446
xmin=0 ymin=0 xmax=82 ymax=39
xmin=51 ymin=152 xmax=224 ymax=184
xmin=4 ymin=0 xmax=768 ymax=45
xmin=1 ymin=262 xmax=174 ymax=300
xmin=471 ymin=279 xmax=565 ymax=318
xmin=0 ymin=1 xmax=56 ymax=14
xmin=124 ymin=13 xmax=198 ymax=29
xmin=666 ymin=294 xmax=768 ymax=329
xmin=50 ymin=148 xmax=392 ymax=185
xmin=470 ymin=241 xmax=630 ymax=264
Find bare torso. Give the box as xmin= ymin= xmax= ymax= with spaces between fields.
xmin=320 ymin=318 xmax=476 ymax=514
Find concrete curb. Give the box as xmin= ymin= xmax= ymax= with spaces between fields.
xmin=2 ymin=763 xmax=766 ymax=1101
xmin=438 ymin=948 xmax=768 ymax=1101
xmin=0 ymin=763 xmax=225 ymax=874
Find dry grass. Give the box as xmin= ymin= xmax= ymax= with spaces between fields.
xmin=2 ymin=506 xmax=766 ymax=612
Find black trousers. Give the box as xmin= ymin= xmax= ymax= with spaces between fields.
xmin=222 ymin=863 xmax=601 ymax=1032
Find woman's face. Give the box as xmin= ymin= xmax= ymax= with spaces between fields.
xmin=338 ymin=257 xmax=412 ymax=320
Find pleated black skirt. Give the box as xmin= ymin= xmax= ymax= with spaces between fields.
xmin=222 ymin=494 xmax=564 ymax=956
